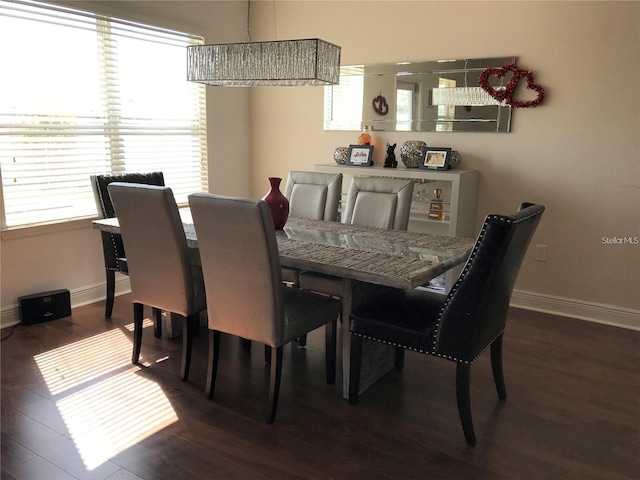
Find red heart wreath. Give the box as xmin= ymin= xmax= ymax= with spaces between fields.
xmin=479 ymin=63 xmax=545 ymax=108
xmin=372 ymin=94 xmax=389 ymax=116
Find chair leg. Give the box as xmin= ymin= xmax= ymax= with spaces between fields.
xmin=325 ymin=319 xmax=337 ymax=385
xmin=266 ymin=346 xmax=283 ymax=424
xmin=265 ymin=345 xmax=271 ymax=363
xmin=180 ymin=314 xmax=196 ymax=382
xmin=491 ymin=333 xmax=507 ymax=400
xmin=132 ymin=303 xmax=144 ymax=364
xmin=105 ymin=270 xmax=116 ymax=318
xmin=348 ymin=335 xmax=363 ymax=405
xmin=205 ymin=330 xmax=220 ymax=399
xmin=152 ymin=308 xmax=162 ymax=338
xmin=456 ymin=363 xmax=476 ymax=446
xmin=286 ymin=281 xmax=306 ymax=347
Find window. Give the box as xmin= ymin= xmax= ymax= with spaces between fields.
xmin=436 ymin=77 xmax=456 ymax=132
xmin=395 ymin=81 xmax=416 ymax=131
xmin=0 ymin=0 xmax=207 ymax=229
xmin=323 ymin=68 xmax=363 ymax=131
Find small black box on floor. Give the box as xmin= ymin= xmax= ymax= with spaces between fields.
xmin=19 ymin=289 xmax=71 ymax=325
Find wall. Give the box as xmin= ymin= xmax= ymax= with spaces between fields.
xmin=248 ymin=1 xmax=639 ymax=328
xmin=0 ymin=1 xmax=251 ymax=325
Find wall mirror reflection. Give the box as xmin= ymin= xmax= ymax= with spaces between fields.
xmin=324 ymin=56 xmax=515 ymax=133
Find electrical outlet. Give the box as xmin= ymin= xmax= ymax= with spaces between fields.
xmin=534 ymin=244 xmax=547 ymax=262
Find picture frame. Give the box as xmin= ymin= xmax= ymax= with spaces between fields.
xmin=346 ymin=144 xmax=374 ymax=167
xmin=419 ymin=147 xmax=452 ymax=171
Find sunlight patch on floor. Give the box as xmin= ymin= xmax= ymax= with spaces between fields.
xmin=57 ymin=369 xmax=178 ymax=470
xmin=33 ymin=322 xmax=178 ymax=470
xmin=123 ymin=317 xmax=155 ymax=332
xmin=34 ymin=329 xmax=132 ymax=395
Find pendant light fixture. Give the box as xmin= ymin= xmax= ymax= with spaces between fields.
xmin=187 ymin=2 xmax=341 ymax=87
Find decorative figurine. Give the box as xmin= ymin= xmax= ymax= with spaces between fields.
xmin=383 ymin=143 xmax=397 ymax=168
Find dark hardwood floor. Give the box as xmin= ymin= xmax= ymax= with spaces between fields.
xmin=1 ymin=294 xmax=638 ymax=480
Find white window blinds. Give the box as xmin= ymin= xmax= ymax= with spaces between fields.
xmin=323 ymin=72 xmax=363 ymax=131
xmin=0 ymin=0 xmax=208 ymax=229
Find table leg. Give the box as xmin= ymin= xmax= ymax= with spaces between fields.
xmin=163 ymin=311 xmax=206 ymax=338
xmin=162 ymin=312 xmax=184 ymax=339
xmin=341 ymin=279 xmax=397 ymax=399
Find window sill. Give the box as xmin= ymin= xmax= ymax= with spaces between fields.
xmin=1 ymin=216 xmax=97 ymax=241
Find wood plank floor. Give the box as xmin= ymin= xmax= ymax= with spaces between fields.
xmin=2 ymin=294 xmax=638 ymax=479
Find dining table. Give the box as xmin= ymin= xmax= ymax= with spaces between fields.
xmin=93 ymin=211 xmax=475 ymax=398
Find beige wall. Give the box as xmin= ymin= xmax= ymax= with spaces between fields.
xmin=248 ymin=1 xmax=640 ymax=323
xmin=1 ymin=1 xmax=638 ymax=328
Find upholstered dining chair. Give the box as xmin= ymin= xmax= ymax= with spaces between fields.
xmin=281 ymin=171 xmax=343 ymax=285
xmin=188 ymin=193 xmax=341 ymax=423
xmin=281 ymin=171 xmax=343 ymax=347
xmin=90 ymin=171 xmax=165 ymax=318
xmin=342 ymin=176 xmax=415 ymax=230
xmin=108 ymin=183 xmax=206 ymax=381
xmin=299 ymin=176 xmax=415 ymax=297
xmin=284 ymin=171 xmax=343 ymax=222
xmin=347 ymin=202 xmax=545 ymax=446
xmin=238 ymin=171 xmax=343 ymax=351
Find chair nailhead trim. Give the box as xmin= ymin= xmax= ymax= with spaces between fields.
xmin=352 ymin=206 xmax=540 ymax=365
xmin=95 ymin=181 xmax=122 ymax=262
xmin=429 ymin=207 xmax=540 ymax=355
xmin=351 ymin=329 xmax=505 ymax=364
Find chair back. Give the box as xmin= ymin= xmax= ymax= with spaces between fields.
xmin=284 ymin=171 xmax=342 ymax=221
xmin=108 ymin=183 xmax=200 ymax=316
xmin=91 ymin=172 xmax=165 ymax=219
xmin=435 ymin=203 xmax=545 ymax=362
xmin=189 ymin=193 xmax=285 ymax=346
xmin=90 ymin=172 xmax=165 ymax=271
xmin=342 ymin=177 xmax=414 ymax=230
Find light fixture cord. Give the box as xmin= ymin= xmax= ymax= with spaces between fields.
xmin=464 ymin=59 xmax=468 ymax=88
xmin=272 ymin=0 xmax=277 ymax=40
xmin=246 ymin=0 xmax=251 ymax=42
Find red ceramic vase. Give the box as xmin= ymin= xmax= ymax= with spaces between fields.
xmin=262 ymin=177 xmax=290 ymax=230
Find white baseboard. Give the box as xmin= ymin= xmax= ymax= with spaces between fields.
xmin=511 ymin=289 xmax=640 ymax=331
xmin=1 ymin=278 xmax=131 ymax=329
xmin=3 ymin=282 xmax=638 ymax=332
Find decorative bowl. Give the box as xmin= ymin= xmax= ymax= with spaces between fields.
xmin=449 ymin=150 xmax=461 ymax=169
xmin=400 ymin=141 xmax=427 ymax=168
xmin=333 ymin=146 xmax=349 ymax=165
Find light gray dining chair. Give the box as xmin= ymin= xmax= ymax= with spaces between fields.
xmin=284 ymin=171 xmax=343 ymax=222
xmin=108 ymin=182 xmax=206 ymax=381
xmin=281 ymin=171 xmax=343 ymax=285
xmin=342 ymin=176 xmax=414 ymax=230
xmin=188 ymin=192 xmax=340 ymax=424
xmin=240 ymin=171 xmax=343 ymax=351
xmin=90 ymin=171 xmax=165 ymax=319
xmin=299 ymin=176 xmax=415 ymax=296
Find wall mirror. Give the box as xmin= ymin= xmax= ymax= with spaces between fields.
xmin=324 ymin=56 xmax=515 ymax=133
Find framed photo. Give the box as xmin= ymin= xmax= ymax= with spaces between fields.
xmin=346 ymin=144 xmax=374 ymax=167
xmin=419 ymin=147 xmax=452 ymax=171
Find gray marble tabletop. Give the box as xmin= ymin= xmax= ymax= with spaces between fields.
xmin=93 ymin=214 xmax=475 ymax=290
xmin=278 ymin=217 xmax=474 ymax=289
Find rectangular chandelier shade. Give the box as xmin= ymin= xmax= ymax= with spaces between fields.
xmin=431 ymin=87 xmax=504 ymax=106
xmin=186 ymin=38 xmax=341 ymax=87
